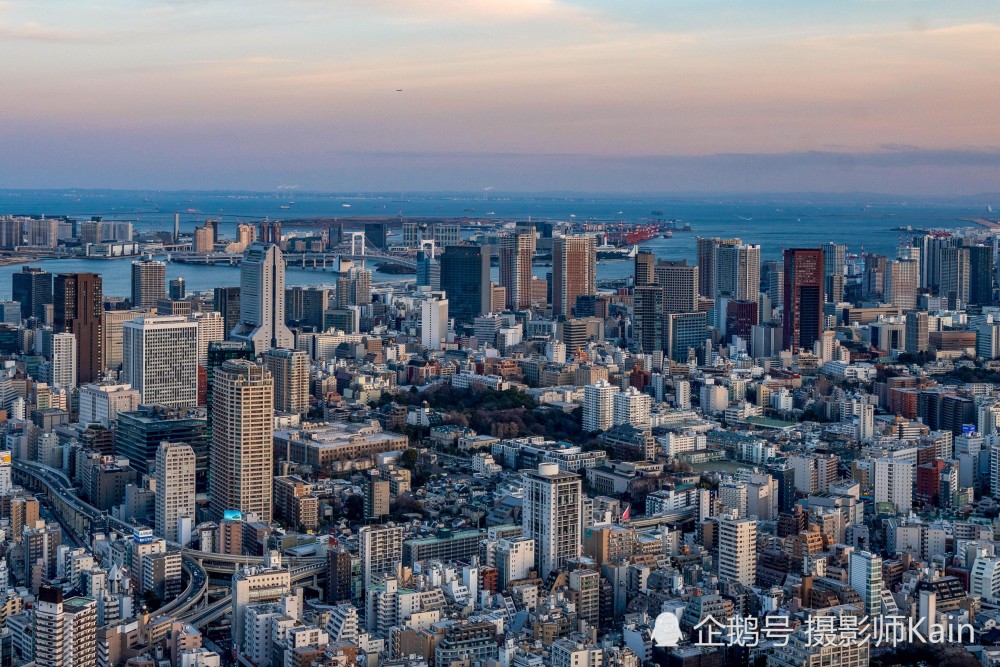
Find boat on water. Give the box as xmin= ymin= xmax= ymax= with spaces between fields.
xmin=663 ymin=230 xmax=673 ymax=238
xmin=597 ymin=244 xmax=638 ymax=260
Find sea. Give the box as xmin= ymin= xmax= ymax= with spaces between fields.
xmin=0 ymin=189 xmax=990 ymax=300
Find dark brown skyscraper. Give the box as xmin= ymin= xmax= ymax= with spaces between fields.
xmin=54 ymin=273 xmax=104 ymax=383
xmin=783 ymin=249 xmax=824 ymax=352
xmin=552 ymin=235 xmax=596 ymax=317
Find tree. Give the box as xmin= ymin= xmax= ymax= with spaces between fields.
xmin=399 ymin=448 xmax=419 ymax=471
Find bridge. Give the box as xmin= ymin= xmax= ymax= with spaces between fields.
xmin=14 ymin=459 xmax=327 ymax=628
xmin=177 ymin=561 xmax=326 ymax=628
xmin=162 ymin=232 xmax=417 ymax=270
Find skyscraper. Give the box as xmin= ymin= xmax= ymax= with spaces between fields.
xmin=632 ymin=285 xmax=663 ymax=354
xmin=522 ymin=463 xmax=582 ymax=579
xmin=654 ymin=260 xmax=699 ymax=313
xmin=905 ymin=311 xmax=929 ymax=354
xmin=262 ymin=348 xmax=310 ymax=415
xmin=885 ymin=259 xmax=919 ymax=311
xmin=440 ymin=245 xmax=491 ymax=324
xmin=552 ymin=235 xmax=597 ymax=317
xmin=49 ymin=332 xmax=77 ymax=391
xmin=209 ymin=360 xmax=274 ymax=522
xmin=155 ymin=441 xmax=196 ymax=544
xmin=782 ymin=249 xmax=824 ymax=353
xmin=122 ymin=316 xmax=199 ymax=408
xmin=500 ymin=224 xmax=535 ymax=310
xmin=822 ymin=242 xmax=846 ymax=303
xmin=213 ymin=286 xmax=241 ymax=340
xmin=336 ymin=262 xmax=372 ymax=309
xmin=11 ymin=266 xmax=52 ymax=321
xmin=939 ymin=246 xmax=970 ymax=308
xmin=968 ymin=244 xmax=993 ymax=306
xmin=285 ymin=286 xmax=328 ymax=330
xmin=696 ymin=237 xmax=740 ymax=301
xmin=230 ymin=243 xmax=295 ymax=354
xmin=53 ymin=273 xmax=103 ymax=383
xmin=718 ymin=515 xmax=757 ymax=585
xmin=715 ymin=242 xmax=760 ymax=302
xmin=634 ymin=250 xmax=656 ymax=287
xmin=114 ymin=406 xmax=208 ymax=491
xmin=421 ymin=293 xmax=449 ymax=350
xmin=187 ymin=310 xmax=226 ymax=367
xmin=130 ymin=259 xmax=166 ymax=309
xmin=0 ymin=217 xmax=21 ymax=249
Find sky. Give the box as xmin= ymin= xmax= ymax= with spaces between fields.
xmin=2 ymin=1 xmax=1000 ymax=194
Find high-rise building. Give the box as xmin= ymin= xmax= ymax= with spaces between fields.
xmin=49 ymin=332 xmax=77 ymax=391
xmin=364 ymin=472 xmax=390 ymax=520
xmin=635 ymin=250 xmax=656 ymax=287
xmin=968 ymin=244 xmax=993 ymax=306
xmin=500 ymin=224 xmax=536 ymax=310
xmin=885 ymin=259 xmax=919 ymax=311
xmin=939 ymin=246 xmax=970 ymax=308
xmin=522 ymin=463 xmax=582 ymax=579
xmin=696 ymin=237 xmax=740 ymax=300
xmin=169 ymin=277 xmax=186 ymax=300
xmin=632 ymin=285 xmax=663 ymax=354
xmin=583 ymin=379 xmax=618 ymax=432
xmin=102 ymin=307 xmax=155 ymax=370
xmin=715 ymin=242 xmax=760 ymax=302
xmin=336 ymin=263 xmax=371 ymax=308
xmin=782 ymin=249 xmax=824 ymax=353
xmin=873 ymin=458 xmax=913 ymax=513
xmin=53 ymin=273 xmax=103 ymax=383
xmin=821 ymin=242 xmax=846 ymax=303
xmin=12 ymin=266 xmax=52 ymax=321
xmin=905 ymin=311 xmax=929 ymax=355
xmin=115 ymin=406 xmax=208 ymax=492
xmin=440 ymin=245 xmax=491 ymax=324
xmin=34 ymin=585 xmax=66 ymax=667
xmin=155 ymin=442 xmax=196 ymax=544
xmin=612 ymin=386 xmax=651 ymax=428
xmin=665 ymin=311 xmax=708 ymax=362
xmin=359 ymin=524 xmax=403 ymax=588
xmin=209 ymin=360 xmax=274 ymax=522
xmin=364 ymin=221 xmax=388 ymax=250
xmin=187 ymin=311 xmax=226 ymax=367
xmin=263 ymin=348 xmax=310 ymax=415
xmin=285 ymin=286 xmax=328 ymax=330
xmin=213 ymin=286 xmax=241 ymax=340
xmin=654 ymin=260 xmax=699 ymax=313
xmin=849 ymin=550 xmax=883 ymax=617
xmin=718 ymin=515 xmax=757 ymax=585
xmin=761 ymin=259 xmax=783 ymax=309
xmin=421 ymin=293 xmax=449 ymax=350
xmin=552 ymin=235 xmax=597 ymax=317
xmin=130 ymin=260 xmax=166 ymax=309
xmin=193 ymin=225 xmax=214 ymax=253
xmin=122 ymin=316 xmax=198 ymax=408
xmin=230 ymin=243 xmax=295 ymax=354
xmin=27 ymin=218 xmax=59 ymax=247
xmin=0 ymin=217 xmax=21 ymax=249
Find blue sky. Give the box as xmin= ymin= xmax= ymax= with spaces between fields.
xmin=2 ymin=1 xmax=999 ymax=193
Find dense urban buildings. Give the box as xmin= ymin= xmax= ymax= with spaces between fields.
xmin=1 ymin=208 xmax=999 ymax=667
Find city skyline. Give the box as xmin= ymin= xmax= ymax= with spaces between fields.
xmin=2 ymin=1 xmax=1000 ymax=192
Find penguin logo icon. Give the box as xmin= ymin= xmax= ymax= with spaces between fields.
xmin=652 ymin=611 xmax=683 ymax=647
